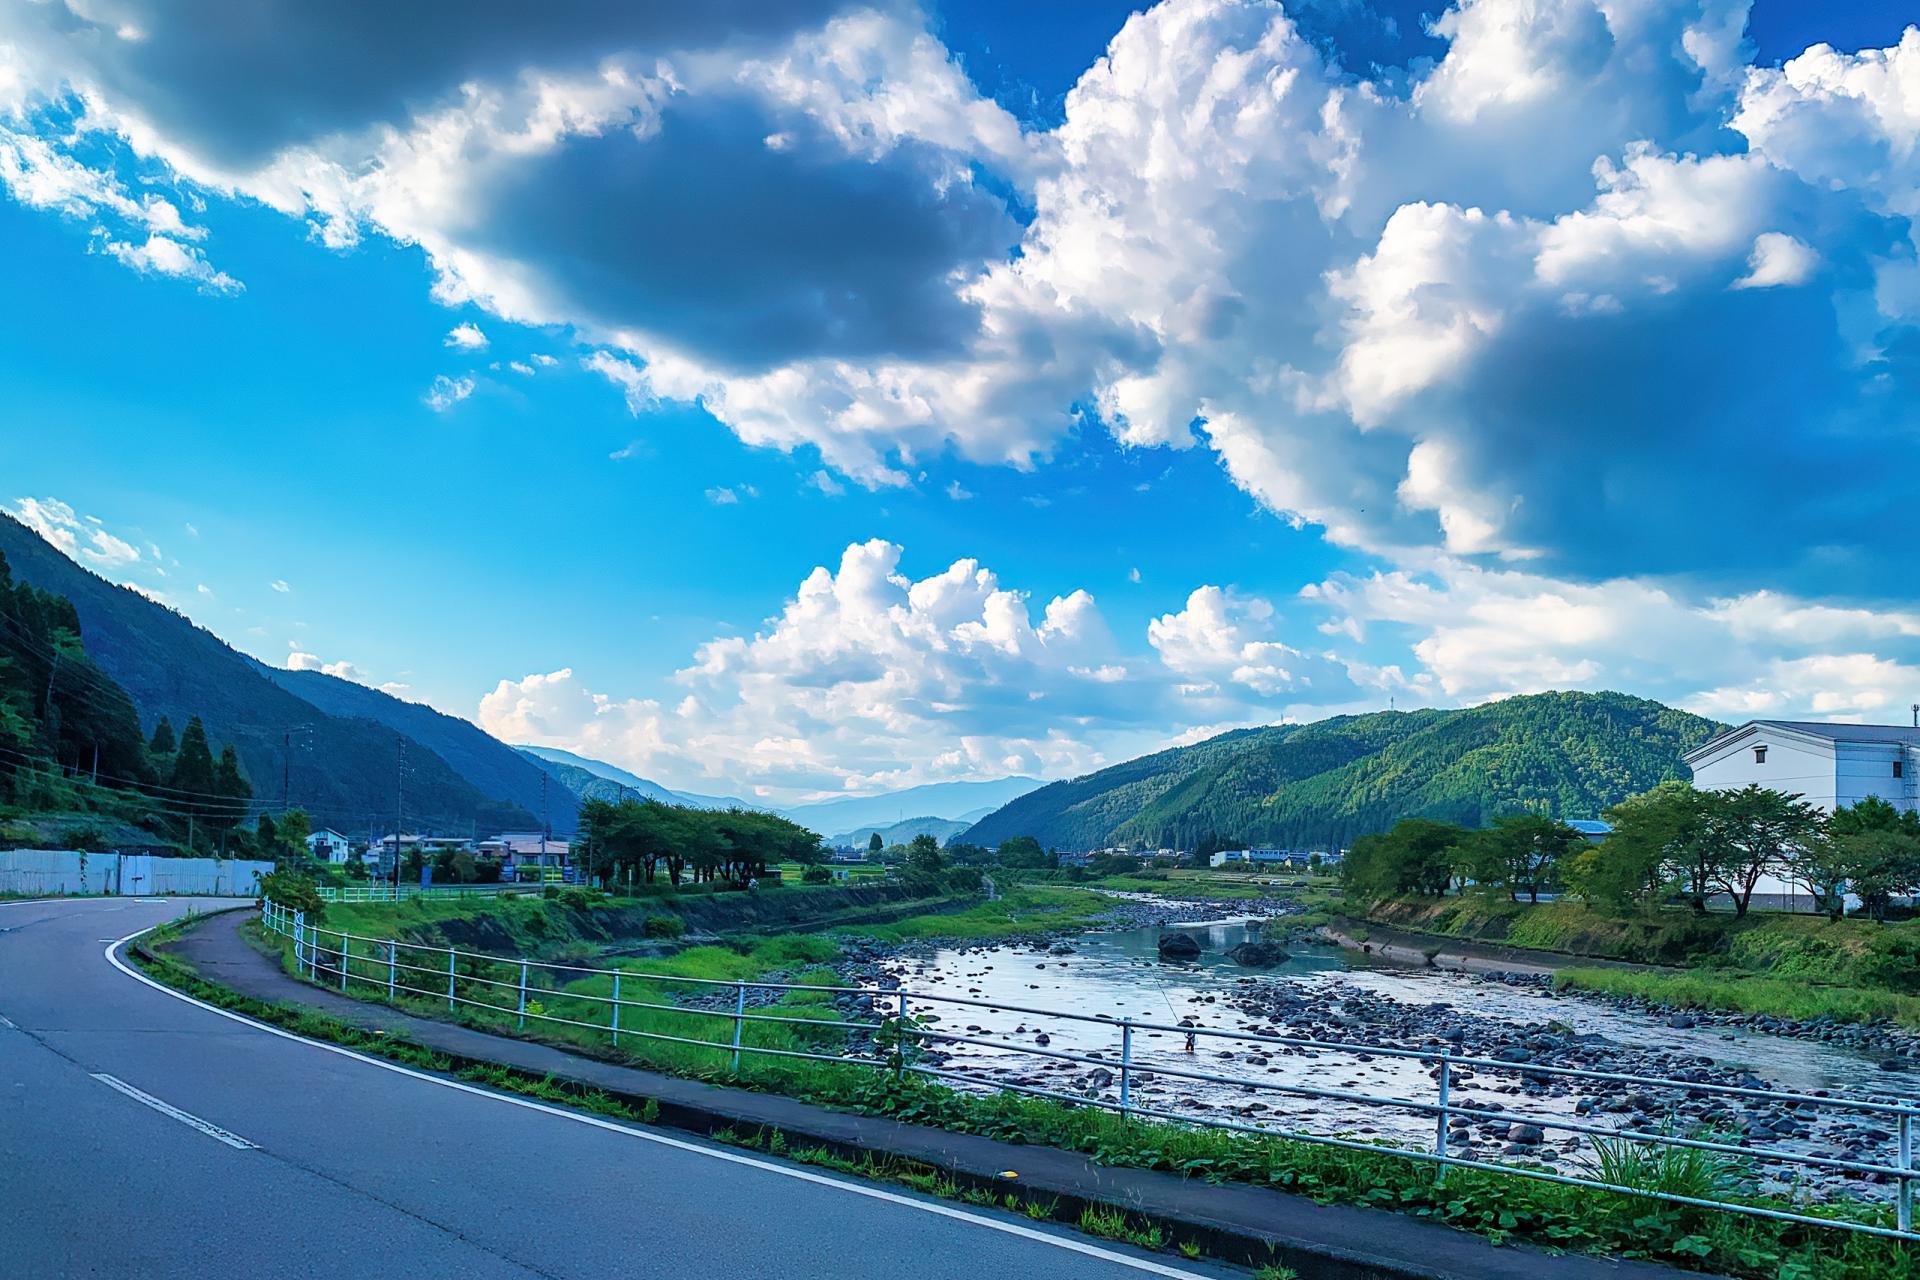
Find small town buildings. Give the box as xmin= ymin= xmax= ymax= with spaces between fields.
xmin=1565 ymin=819 xmax=1613 ymax=842
xmin=306 ymin=829 xmax=352 ymax=863
xmin=1210 ymin=848 xmax=1340 ymax=870
xmin=1684 ymin=720 xmax=1920 ymax=815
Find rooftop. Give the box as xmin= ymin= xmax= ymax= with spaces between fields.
xmin=1758 ymin=720 xmax=1920 ymax=744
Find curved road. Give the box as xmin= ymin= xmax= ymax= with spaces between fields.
xmin=1 ymin=897 xmax=1227 ymax=1280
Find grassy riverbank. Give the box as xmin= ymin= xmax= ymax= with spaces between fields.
xmin=1351 ymin=895 xmax=1920 ymax=1027
xmin=162 ymin=903 xmax=1915 ymax=1280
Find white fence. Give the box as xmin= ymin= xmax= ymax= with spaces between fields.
xmin=0 ymin=849 xmax=271 ymax=897
xmin=262 ymin=896 xmax=1917 ymax=1243
xmin=317 ymin=884 xmax=525 ymax=903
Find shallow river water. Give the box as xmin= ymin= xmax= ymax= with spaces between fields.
xmin=882 ymin=912 xmax=1917 ymax=1195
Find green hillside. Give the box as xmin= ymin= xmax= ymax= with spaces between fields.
xmin=260 ymin=665 xmax=576 ymax=834
xmin=0 ymin=515 xmax=535 ymax=835
xmin=963 ymin=692 xmax=1722 ymax=851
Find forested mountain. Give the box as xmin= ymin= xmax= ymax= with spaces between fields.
xmin=0 ymin=515 xmax=536 ymax=835
xmin=261 ymin=665 xmax=576 ymax=835
xmin=963 ymin=692 xmax=1722 ymax=851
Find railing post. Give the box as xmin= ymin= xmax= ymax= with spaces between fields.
xmin=1119 ymin=1019 xmax=1134 ymax=1120
xmin=446 ymin=948 xmax=456 ymax=1011
xmin=308 ymin=922 xmax=319 ymax=982
xmin=518 ymin=960 xmax=530 ymax=1029
xmin=338 ymin=932 xmax=348 ymax=992
xmin=893 ymin=992 xmax=908 ymax=1082
xmin=387 ymin=943 xmax=397 ymax=1002
xmin=730 ymin=981 xmax=747 ymax=1073
xmin=1900 ymin=1110 xmax=1913 ymax=1235
xmin=292 ymin=910 xmax=304 ymax=968
xmin=1434 ymin=1048 xmax=1454 ymax=1187
xmin=611 ymin=972 xmax=622 ymax=1047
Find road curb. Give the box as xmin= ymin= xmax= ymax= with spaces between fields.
xmin=141 ymin=909 xmax=1710 ymax=1280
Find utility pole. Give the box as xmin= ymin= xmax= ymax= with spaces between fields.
xmin=394 ymin=736 xmax=405 ymax=896
xmin=540 ymin=771 xmax=549 ymax=879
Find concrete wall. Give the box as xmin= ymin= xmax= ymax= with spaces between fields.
xmin=1690 ymin=729 xmax=1838 ymax=810
xmin=0 ymin=849 xmax=272 ymax=897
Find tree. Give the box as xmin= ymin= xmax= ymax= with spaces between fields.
xmin=1572 ymin=782 xmax=1700 ymax=913
xmin=1802 ymin=798 xmax=1920 ymax=922
xmin=868 ymin=831 xmax=885 ymax=854
xmin=1464 ymin=814 xmax=1582 ymax=903
xmin=211 ymin=744 xmax=251 ymax=833
xmin=995 ymin=835 xmax=1051 ymax=870
xmin=1705 ymin=785 xmax=1822 ymax=917
xmin=148 ymin=717 xmax=176 ymax=757
xmin=906 ymin=832 xmax=944 ymax=876
xmin=1342 ymin=818 xmax=1466 ymax=899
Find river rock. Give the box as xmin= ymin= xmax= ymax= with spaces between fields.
xmin=1157 ymin=932 xmax=1202 ymax=961
xmin=1228 ymin=941 xmax=1287 ymax=968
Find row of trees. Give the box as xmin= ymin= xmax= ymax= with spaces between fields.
xmin=1343 ymin=782 xmax=1920 ymax=921
xmin=578 ymin=797 xmax=824 ymax=887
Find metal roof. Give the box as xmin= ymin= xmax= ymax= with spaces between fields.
xmin=1757 ymin=720 xmax=1920 ymax=744
xmin=1565 ymin=819 xmax=1612 ymax=835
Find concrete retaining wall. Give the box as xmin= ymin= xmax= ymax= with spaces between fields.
xmin=0 ymin=849 xmax=272 ymax=897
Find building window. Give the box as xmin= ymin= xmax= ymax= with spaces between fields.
xmin=1753 ymin=745 xmax=1768 ymax=764
xmin=1897 ymin=760 xmax=1906 ymax=779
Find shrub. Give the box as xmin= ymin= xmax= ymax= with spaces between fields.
xmin=259 ymin=869 xmax=325 ymax=919
xmin=802 ymin=865 xmax=832 ymax=884
xmin=559 ymin=888 xmax=591 ymax=911
xmin=642 ymin=914 xmax=685 ymax=939
xmin=945 ymin=866 xmax=984 ymax=893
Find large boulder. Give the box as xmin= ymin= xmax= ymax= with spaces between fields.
xmin=1228 ymin=941 xmax=1287 ymax=968
xmin=1157 ymin=932 xmax=1202 ymax=961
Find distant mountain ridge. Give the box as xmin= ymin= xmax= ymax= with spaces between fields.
xmin=513 ymin=745 xmax=747 ymax=810
xmin=0 ymin=514 xmax=538 ymax=834
xmin=520 ymin=743 xmax=1045 ymax=834
xmin=827 ymin=816 xmax=972 ymax=850
xmin=780 ymin=776 xmax=1044 ymax=833
xmin=963 ymin=692 xmax=1722 ymax=851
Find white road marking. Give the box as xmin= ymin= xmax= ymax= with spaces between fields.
xmin=89 ymin=1072 xmax=260 ymax=1150
xmin=0 ymin=1013 xmax=14 ymax=1029
xmin=105 ymin=929 xmax=1209 ymax=1278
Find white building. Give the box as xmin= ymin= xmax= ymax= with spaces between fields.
xmin=306 ymin=829 xmax=352 ymax=864
xmin=1684 ymin=720 xmax=1920 ymax=815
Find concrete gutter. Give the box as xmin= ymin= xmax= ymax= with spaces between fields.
xmin=146 ymin=908 xmax=1713 ymax=1280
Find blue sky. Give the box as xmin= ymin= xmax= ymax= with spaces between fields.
xmin=3 ymin=1 xmax=1919 ymax=802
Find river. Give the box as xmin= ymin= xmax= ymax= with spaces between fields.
xmin=880 ymin=908 xmax=1916 ymax=1200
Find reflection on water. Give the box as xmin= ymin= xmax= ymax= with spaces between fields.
xmin=885 ymin=917 xmax=1919 ymax=1158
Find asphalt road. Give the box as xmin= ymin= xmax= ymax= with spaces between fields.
xmin=0 ymin=896 xmax=1229 ymax=1280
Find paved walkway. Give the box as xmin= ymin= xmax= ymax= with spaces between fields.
xmin=165 ymin=908 xmax=1708 ymax=1280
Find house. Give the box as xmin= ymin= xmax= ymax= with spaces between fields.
xmin=478 ymin=832 xmax=570 ymax=866
xmin=306 ymin=829 xmax=352 ymax=864
xmin=1565 ymin=819 xmax=1613 ymax=842
xmin=1684 ymin=720 xmax=1920 ymax=815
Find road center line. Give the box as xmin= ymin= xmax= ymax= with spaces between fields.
xmin=105 ymin=928 xmax=1208 ymax=1279
xmin=89 ymin=1072 xmax=260 ymax=1150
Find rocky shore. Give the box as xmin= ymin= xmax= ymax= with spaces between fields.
xmin=1482 ymin=968 xmax=1920 ymax=1065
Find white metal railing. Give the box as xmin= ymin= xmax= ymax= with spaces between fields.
xmin=317 ymin=884 xmax=527 ymax=903
xmin=258 ymin=897 xmax=1918 ymax=1243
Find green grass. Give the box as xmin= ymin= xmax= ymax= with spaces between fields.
xmin=845 ymin=886 xmax=1112 ymax=942
xmin=1555 ymin=967 xmax=1920 ymax=1027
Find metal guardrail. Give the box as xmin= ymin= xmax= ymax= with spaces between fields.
xmin=317 ymin=884 xmax=527 ymax=903
xmin=260 ymin=897 xmax=1918 ymax=1242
